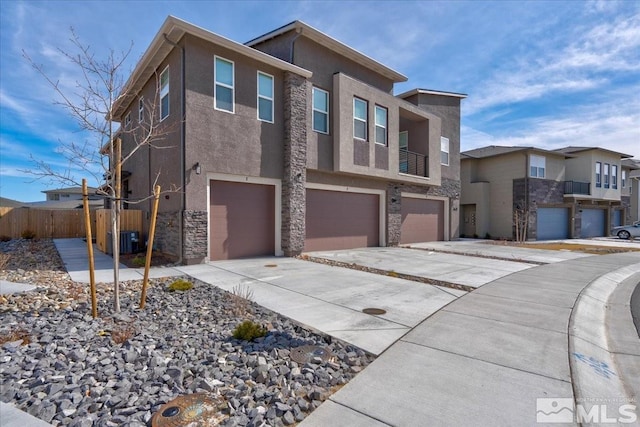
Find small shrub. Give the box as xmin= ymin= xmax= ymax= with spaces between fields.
xmin=21 ymin=230 xmax=36 ymax=239
xmin=228 ymin=284 xmax=254 ymax=317
xmin=485 ymin=233 xmax=492 ymax=240
xmin=232 ymin=320 xmax=267 ymax=341
xmin=0 ymin=253 xmax=9 ymax=270
xmin=0 ymin=235 xmax=11 ymax=242
xmin=0 ymin=327 xmax=31 ymax=346
xmin=168 ymin=278 xmax=193 ymax=292
xmin=132 ymin=255 xmax=146 ymax=267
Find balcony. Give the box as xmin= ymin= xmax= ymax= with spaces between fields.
xmin=399 ymin=149 xmax=428 ymax=177
xmin=564 ymin=180 xmax=590 ymax=195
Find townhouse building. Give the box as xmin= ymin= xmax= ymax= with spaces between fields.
xmin=460 ymin=145 xmax=637 ymax=240
xmin=111 ymin=16 xmax=465 ymax=263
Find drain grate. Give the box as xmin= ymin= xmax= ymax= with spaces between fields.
xmin=151 ymin=393 xmax=227 ymax=427
xmin=290 ymin=345 xmax=333 ymax=364
xmin=362 ymin=307 xmax=386 ymax=315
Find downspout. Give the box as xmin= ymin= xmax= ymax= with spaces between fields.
xmin=163 ymin=34 xmax=186 ymax=264
xmin=289 ymin=27 xmax=303 ymax=63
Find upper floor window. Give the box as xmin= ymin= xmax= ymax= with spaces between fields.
xmin=622 ymin=170 xmax=627 ymax=188
xmin=612 ymin=165 xmax=618 ymax=189
xmin=312 ymin=87 xmax=329 ymax=134
xmin=160 ymin=66 xmax=169 ymax=121
xmin=441 ymin=137 xmax=450 ymax=166
xmin=353 ymin=97 xmax=367 ymax=140
xmin=374 ymin=105 xmax=387 ymax=145
xmin=138 ymin=97 xmax=144 ymax=123
xmin=529 ymin=154 xmax=545 ymax=178
xmin=125 ymin=112 xmax=131 ymax=128
xmin=604 ymin=163 xmax=610 ymax=188
xmin=215 ymin=56 xmax=234 ymax=113
xmin=595 ymin=162 xmax=602 ymax=187
xmin=257 ymin=72 xmax=274 ymax=123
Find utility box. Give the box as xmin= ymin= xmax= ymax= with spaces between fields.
xmin=106 ymin=231 xmax=140 ymax=255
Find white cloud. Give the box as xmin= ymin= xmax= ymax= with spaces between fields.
xmin=463 ymin=94 xmax=640 ymax=159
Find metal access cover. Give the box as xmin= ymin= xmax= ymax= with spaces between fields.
xmin=151 ymin=393 xmax=227 ymax=427
xmin=362 ymin=308 xmax=386 ymax=315
xmin=290 ymin=345 xmax=333 ymax=364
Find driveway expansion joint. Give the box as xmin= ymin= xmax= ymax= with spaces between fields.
xmin=300 ymin=255 xmax=475 ymax=293
xmin=401 ymin=245 xmax=547 ymax=265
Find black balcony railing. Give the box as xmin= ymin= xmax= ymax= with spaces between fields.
xmin=564 ymin=180 xmax=590 ymax=195
xmin=399 ymin=149 xmax=428 ymax=177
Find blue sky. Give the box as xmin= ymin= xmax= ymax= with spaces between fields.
xmin=1 ymin=0 xmax=639 ymax=202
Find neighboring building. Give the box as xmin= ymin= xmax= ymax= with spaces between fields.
xmin=42 ymin=186 xmax=97 ymax=201
xmin=111 ymin=16 xmax=465 ymax=263
xmin=622 ymin=158 xmax=640 ymax=223
xmin=460 ymin=145 xmax=635 ymax=240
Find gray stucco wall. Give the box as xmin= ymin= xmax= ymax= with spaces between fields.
xmin=403 ymin=93 xmax=462 ymax=182
xmin=183 ymin=34 xmax=286 ymax=212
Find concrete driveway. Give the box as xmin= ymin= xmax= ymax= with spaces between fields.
xmin=178 ymin=257 xmax=464 ymax=355
xmin=307 ymin=246 xmax=540 ymax=289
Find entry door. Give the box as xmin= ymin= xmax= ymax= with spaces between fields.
xmin=462 ymin=204 xmax=476 ymax=237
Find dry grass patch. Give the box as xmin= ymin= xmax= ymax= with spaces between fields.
xmin=0 ymin=327 xmax=31 ymax=346
xmin=514 ymin=242 xmax=640 ymax=254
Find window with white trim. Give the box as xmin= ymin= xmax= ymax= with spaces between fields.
xmin=353 ymin=97 xmax=367 ymax=140
xmin=612 ymin=165 xmax=618 ymax=189
xmin=595 ymin=162 xmax=602 ymax=187
xmin=214 ymin=56 xmax=234 ymax=113
xmin=312 ymin=87 xmax=329 ymax=133
xmin=257 ymin=72 xmax=273 ymax=123
xmin=440 ymin=137 xmax=450 ymax=166
xmin=604 ymin=163 xmax=610 ymax=188
xmin=374 ymin=106 xmax=387 ymax=145
xmin=125 ymin=112 xmax=131 ymax=128
xmin=529 ymin=154 xmax=545 ymax=178
xmin=138 ymin=97 xmax=144 ymax=122
xmin=159 ymin=67 xmax=169 ymax=121
xmin=622 ymin=170 xmax=626 ymax=188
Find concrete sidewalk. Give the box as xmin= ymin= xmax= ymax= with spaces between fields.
xmin=302 ymin=252 xmax=640 ymax=426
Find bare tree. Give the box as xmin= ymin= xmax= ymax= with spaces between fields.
xmin=23 ymin=29 xmax=178 ymax=312
xmin=514 ymin=202 xmax=529 ymax=243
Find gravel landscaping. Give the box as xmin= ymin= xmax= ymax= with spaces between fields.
xmin=0 ymin=239 xmax=375 ymax=426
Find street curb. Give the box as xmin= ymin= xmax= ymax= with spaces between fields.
xmin=568 ymin=263 xmax=640 ymax=420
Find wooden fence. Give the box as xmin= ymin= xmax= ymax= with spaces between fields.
xmin=0 ymin=207 xmax=96 ymax=239
xmin=95 ymin=209 xmax=143 ymax=253
xmin=0 ymin=208 xmax=143 ymax=254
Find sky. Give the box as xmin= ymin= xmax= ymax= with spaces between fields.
xmin=1 ymin=0 xmax=639 ymax=202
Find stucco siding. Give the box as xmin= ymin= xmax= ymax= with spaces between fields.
xmin=183 ymin=34 xmax=286 ymax=211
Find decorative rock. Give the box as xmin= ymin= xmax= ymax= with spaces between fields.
xmin=0 ymin=238 xmax=375 ymax=427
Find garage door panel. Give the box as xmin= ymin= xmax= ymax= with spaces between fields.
xmin=305 ymin=189 xmax=379 ymax=251
xmin=210 ymin=181 xmax=274 ymax=260
xmin=537 ymin=208 xmax=570 ymax=240
xmin=581 ymin=209 xmax=606 ymax=238
xmin=401 ymin=198 xmax=444 ymax=244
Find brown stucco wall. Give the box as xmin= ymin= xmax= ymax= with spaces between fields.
xmin=182 ymin=34 xmax=287 ymax=212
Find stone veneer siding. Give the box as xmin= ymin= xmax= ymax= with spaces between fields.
xmin=281 ymin=72 xmax=308 ymax=256
xmin=183 ymin=210 xmax=207 ymax=264
xmin=513 ymin=178 xmax=565 ymax=240
xmin=386 ymin=178 xmax=460 ymax=246
xmin=154 ymin=211 xmax=181 ymax=259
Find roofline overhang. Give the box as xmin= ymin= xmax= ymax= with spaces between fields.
xmin=397 ymin=88 xmax=467 ymax=99
xmin=246 ymin=20 xmax=408 ymax=84
xmin=555 ymin=146 xmax=634 ymax=159
xmin=111 ymin=16 xmax=313 ymax=119
xmin=462 ymin=146 xmax=574 ymax=159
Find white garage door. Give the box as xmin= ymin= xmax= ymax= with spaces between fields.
xmin=537 ymin=208 xmax=570 ymax=240
xmin=581 ymin=209 xmax=606 ymax=238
